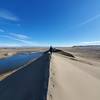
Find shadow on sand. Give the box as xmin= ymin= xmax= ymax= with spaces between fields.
xmin=0 ymin=53 xmax=50 ymax=100
xmin=53 ymin=48 xmax=75 ymax=58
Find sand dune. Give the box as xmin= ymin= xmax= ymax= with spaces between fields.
xmin=47 ymin=53 xmax=100 ymax=100
xmin=0 ymin=50 xmax=100 ymax=100
xmin=0 ymin=53 xmax=50 ymax=100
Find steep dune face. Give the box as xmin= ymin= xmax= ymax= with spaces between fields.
xmin=47 ymin=53 xmax=100 ymax=100
xmin=0 ymin=53 xmax=50 ymax=100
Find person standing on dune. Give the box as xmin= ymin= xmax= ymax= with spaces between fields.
xmin=49 ymin=46 xmax=53 ymax=54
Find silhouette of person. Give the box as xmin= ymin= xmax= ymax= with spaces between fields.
xmin=49 ymin=46 xmax=53 ymax=54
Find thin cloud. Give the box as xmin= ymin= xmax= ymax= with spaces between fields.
xmin=0 ymin=9 xmax=19 ymax=21
xmin=0 ymin=33 xmax=38 ymax=46
xmin=79 ymin=14 xmax=100 ymax=26
xmin=81 ymin=41 xmax=100 ymax=45
xmin=0 ymin=29 xmax=5 ymax=32
xmin=0 ymin=43 xmax=22 ymax=47
xmin=9 ymin=33 xmax=30 ymax=40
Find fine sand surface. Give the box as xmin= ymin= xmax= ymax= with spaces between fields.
xmin=47 ymin=53 xmax=100 ymax=100
xmin=0 ymin=53 xmax=50 ymax=100
xmin=0 ymin=49 xmax=100 ymax=100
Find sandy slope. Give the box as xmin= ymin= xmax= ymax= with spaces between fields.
xmin=47 ymin=53 xmax=100 ymax=100
xmin=0 ymin=53 xmax=50 ymax=100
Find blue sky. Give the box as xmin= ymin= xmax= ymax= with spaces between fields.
xmin=0 ymin=0 xmax=100 ymax=47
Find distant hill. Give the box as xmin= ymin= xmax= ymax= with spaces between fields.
xmin=72 ymin=45 xmax=100 ymax=48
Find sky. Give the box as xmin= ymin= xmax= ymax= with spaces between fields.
xmin=0 ymin=0 xmax=100 ymax=47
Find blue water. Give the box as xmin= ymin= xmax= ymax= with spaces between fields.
xmin=0 ymin=52 xmax=42 ymax=74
